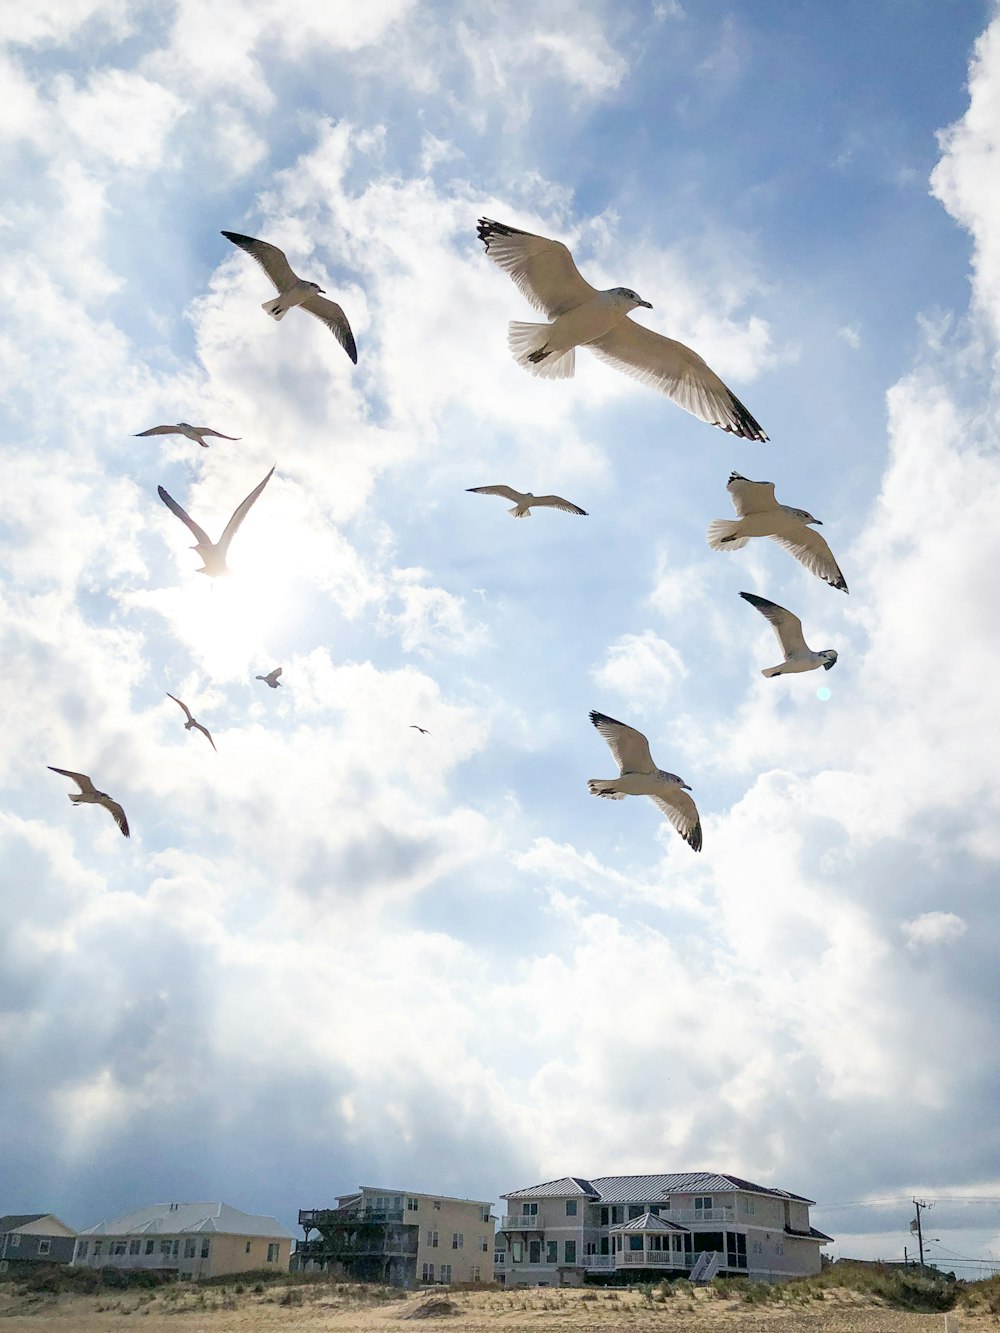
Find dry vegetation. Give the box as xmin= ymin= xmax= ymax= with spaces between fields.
xmin=0 ymin=1264 xmax=998 ymax=1332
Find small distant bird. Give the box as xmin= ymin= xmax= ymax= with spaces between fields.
xmin=47 ymin=767 xmax=130 ymax=838
xmin=587 ymin=711 xmax=702 ymax=851
xmin=739 ymin=592 xmax=838 ymax=677
xmin=409 ymin=725 xmax=430 ymax=735
xmin=221 ymin=230 xmax=358 ymax=364
xmin=166 ymin=693 xmax=217 ymax=751
xmin=708 ymin=472 xmax=848 ymax=592
xmin=158 ymin=466 xmax=274 ymax=576
xmin=477 ymin=217 xmax=767 ymax=440
xmin=256 ymin=668 xmax=282 ymax=688
xmin=466 ymin=485 xmax=587 ymax=518
xmin=135 ymin=423 xmax=240 ymax=449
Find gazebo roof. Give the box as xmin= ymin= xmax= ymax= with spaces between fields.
xmin=608 ymin=1211 xmax=689 ymax=1234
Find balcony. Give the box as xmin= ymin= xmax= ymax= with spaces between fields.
xmin=667 ymin=1208 xmax=734 ymax=1224
xmin=499 ymin=1216 xmax=545 ymax=1232
xmin=580 ymin=1255 xmax=613 ymax=1270
xmin=621 ymin=1250 xmax=687 ymax=1266
xmin=299 ymin=1208 xmax=405 ymax=1227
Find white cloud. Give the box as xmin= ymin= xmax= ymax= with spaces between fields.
xmin=592 ymin=629 xmax=687 ymax=707
xmin=902 ymin=912 xmax=968 ymax=951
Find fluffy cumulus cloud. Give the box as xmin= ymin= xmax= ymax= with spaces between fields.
xmin=2 ymin=0 xmax=999 ymax=1272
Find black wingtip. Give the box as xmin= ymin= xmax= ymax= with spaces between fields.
xmin=724 ymin=392 xmax=768 ymax=442
xmin=727 ymin=471 xmax=749 ymax=484
xmin=687 ymin=822 xmax=703 ymax=853
xmin=589 ymin=709 xmax=623 ymax=729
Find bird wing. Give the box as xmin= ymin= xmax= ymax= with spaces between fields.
xmin=218 ymin=467 xmax=275 ymax=554
xmin=589 ymin=711 xmax=656 ymax=775
xmin=221 ymin=230 xmax=298 ymax=291
xmin=588 ymin=324 xmax=768 ymax=440
xmin=48 ymin=765 xmax=96 ymax=795
xmin=770 ymin=525 xmax=848 ymax=592
xmin=97 ymin=794 xmax=130 ymax=838
xmin=299 ymin=294 xmax=358 ymax=363
xmin=192 ymin=721 xmax=217 ymax=752
xmin=269 ymin=667 xmax=283 ymax=683
xmin=466 ymin=485 xmax=523 ymax=503
xmin=166 ymin=692 xmax=195 ymax=723
xmin=650 ymin=789 xmax=702 ymax=852
xmin=532 ymin=495 xmax=588 ymax=515
xmin=135 ymin=426 xmax=178 ymax=437
xmin=196 ymin=429 xmax=241 ymax=440
xmin=157 ymin=486 xmax=213 ymax=547
xmin=727 ymin=471 xmax=778 ymax=516
xmin=738 ymin=592 xmax=808 ymax=655
xmin=477 ymin=217 xmax=598 ymax=318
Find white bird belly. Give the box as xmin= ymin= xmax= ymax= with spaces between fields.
xmin=547 ymin=298 xmax=625 ymax=353
xmin=610 ymin=772 xmax=662 ymax=796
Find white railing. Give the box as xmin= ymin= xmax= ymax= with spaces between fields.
xmin=580 ymin=1255 xmax=613 ymax=1269
xmin=667 ymin=1208 xmax=734 ymax=1224
xmin=690 ymin=1250 xmax=723 ymax=1283
xmin=622 ymin=1251 xmax=682 ymax=1266
xmin=498 ymin=1216 xmax=544 ymax=1232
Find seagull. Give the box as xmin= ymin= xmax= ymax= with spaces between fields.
xmin=477 ymin=217 xmax=767 ymax=440
xmin=409 ymin=725 xmax=430 ymax=735
xmin=47 ymin=767 xmax=130 ymax=838
xmin=466 ymin=485 xmax=587 ymax=518
xmin=166 ymin=692 xmax=217 ymax=751
xmin=587 ymin=711 xmax=702 ymax=851
xmin=158 ymin=466 xmax=274 ymax=576
xmin=708 ymin=472 xmax=848 ymax=592
xmin=221 ymin=230 xmax=358 ymax=364
xmin=739 ymin=592 xmax=838 ymax=677
xmin=135 ymin=423 xmax=240 ymax=449
xmin=256 ymin=668 xmax=282 ymax=688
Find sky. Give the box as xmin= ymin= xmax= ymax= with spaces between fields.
xmin=2 ymin=0 xmax=1000 ymax=1278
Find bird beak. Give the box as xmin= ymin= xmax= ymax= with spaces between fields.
xmin=318 ymin=287 xmax=326 ymax=294
xmin=823 ymin=658 xmax=836 ymax=670
xmin=813 ymin=519 xmax=823 ymax=525
xmin=681 ymin=782 xmax=692 ymax=791
xmin=640 ymin=300 xmax=653 ymax=309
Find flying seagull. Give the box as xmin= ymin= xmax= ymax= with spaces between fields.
xmin=587 ymin=710 xmax=702 ymax=851
xmin=221 ymin=230 xmax=358 ymax=364
xmin=166 ymin=692 xmax=217 ymax=751
xmin=158 ymin=466 xmax=274 ymax=576
xmin=409 ymin=725 xmax=430 ymax=735
xmin=477 ymin=217 xmax=767 ymax=441
xmin=47 ymin=767 xmax=130 ymax=838
xmin=739 ymin=592 xmax=838 ymax=677
xmin=466 ymin=485 xmax=587 ymax=518
xmin=256 ymin=668 xmax=282 ymax=688
xmin=708 ymin=472 xmax=848 ymax=592
xmin=135 ymin=423 xmax=240 ymax=449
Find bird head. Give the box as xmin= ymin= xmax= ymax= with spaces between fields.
xmin=820 ymin=649 xmax=838 ymax=670
xmin=177 ymin=422 xmax=192 ymax=429
xmin=787 ymin=506 xmax=822 ymax=526
xmin=661 ymin=770 xmax=691 ymax=790
xmin=609 ymin=286 xmax=653 ymax=312
xmin=308 ymin=282 xmax=325 ymax=294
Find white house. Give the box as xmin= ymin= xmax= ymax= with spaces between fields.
xmin=496 ymin=1171 xmax=832 ymax=1286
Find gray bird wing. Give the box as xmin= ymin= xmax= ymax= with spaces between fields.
xmin=532 ymin=494 xmax=588 ymax=515
xmin=221 ymin=231 xmax=299 ymax=291
xmin=97 ymin=794 xmax=130 ymax=837
xmin=477 ymin=217 xmax=597 ymax=318
xmin=299 ymin=294 xmax=358 ymax=363
xmin=196 ymin=428 xmax=241 ymax=440
xmin=166 ymin=692 xmax=195 ymax=723
xmin=727 ymin=472 xmax=779 ymax=517
xmin=48 ymin=765 xmax=96 ymax=795
xmin=269 ymin=668 xmax=283 ymax=683
xmin=192 ymin=721 xmax=217 ymax=752
xmin=650 ymin=789 xmax=702 ymax=852
xmin=466 ymin=485 xmax=524 ymax=503
xmin=770 ymin=525 xmax=848 ymax=593
xmin=589 ymin=710 xmax=656 ymax=776
xmin=589 ymin=325 xmax=768 ymax=440
xmin=218 ymin=467 xmax=275 ymax=554
xmin=739 ymin=592 xmax=808 ymax=655
xmin=158 ymin=486 xmax=213 ymax=547
xmin=135 ymin=426 xmax=179 ymax=437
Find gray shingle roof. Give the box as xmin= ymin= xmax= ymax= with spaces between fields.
xmin=503 ymin=1172 xmax=814 ymax=1205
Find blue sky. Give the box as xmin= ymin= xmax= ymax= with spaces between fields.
xmin=3 ymin=0 xmax=1000 ymax=1277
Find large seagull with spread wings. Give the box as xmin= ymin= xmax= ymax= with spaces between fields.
xmin=477 ymin=217 xmax=767 ymax=441
xmin=587 ymin=711 xmax=702 ymax=851
xmin=158 ymin=466 xmax=274 ymax=576
xmin=48 ymin=767 xmax=130 ymax=838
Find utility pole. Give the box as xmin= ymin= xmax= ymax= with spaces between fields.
xmin=911 ymin=1199 xmax=931 ymax=1266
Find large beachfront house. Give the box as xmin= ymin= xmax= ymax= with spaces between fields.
xmin=71 ymin=1202 xmax=294 ymax=1280
xmin=297 ymin=1186 xmax=493 ymax=1287
xmin=496 ymin=1172 xmax=832 ymax=1286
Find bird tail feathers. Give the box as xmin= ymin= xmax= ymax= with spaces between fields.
xmin=507 ymin=322 xmax=575 ymax=380
xmin=262 ymin=297 xmax=287 ymax=321
xmin=707 ymin=519 xmax=750 ymax=551
xmin=508 ymin=506 xmax=530 ymax=518
xmin=588 ymin=779 xmax=624 ymax=800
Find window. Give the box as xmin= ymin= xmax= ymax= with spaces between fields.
xmin=775 ymin=1243 xmax=784 ymax=1256
xmin=184 ymin=1240 xmax=197 ymax=1259
xmin=38 ymin=1240 xmax=51 ymax=1256
xmin=564 ymin=1241 xmax=576 ymax=1264
xmin=407 ymin=1198 xmax=419 ymax=1212
xmin=545 ymin=1241 xmax=558 ymax=1264
xmin=427 ymin=1230 xmax=438 ymax=1248
xmin=77 ymin=1241 xmax=89 ymax=1259
xmin=471 ymin=1265 xmax=481 ymax=1281
xmin=628 ymin=1235 xmax=643 ymax=1251
xmin=599 ymin=1238 xmax=609 ymax=1256
xmin=172 ymin=1241 xmax=179 ymax=1258
xmin=694 ymin=1197 xmax=713 ymax=1213
xmin=439 ymin=1263 xmax=452 ymax=1283
xmin=528 ymin=1240 xmax=541 ymax=1264
xmin=160 ymin=1241 xmax=173 ymax=1256
xmin=145 ymin=1240 xmax=154 ymax=1255
xmin=520 ymin=1202 xmax=538 ymax=1217
xmin=565 ymin=1200 xmax=577 ymax=1217
xmin=109 ymin=1241 xmax=124 ymax=1256
xmin=744 ymin=1199 xmax=755 ymax=1215
xmin=481 ymin=1206 xmax=491 ymax=1223
xmin=201 ymin=1240 xmax=210 ymax=1259
xmin=481 ymin=1236 xmax=489 ymax=1252
xmin=600 ymin=1207 xmax=609 ymax=1226
xmin=93 ymin=1241 xmax=103 ymax=1257
xmin=128 ymin=1239 xmax=140 ymax=1256
xmin=611 ymin=1207 xmax=623 ymax=1224
xmin=494 ymin=1251 xmax=505 ymax=1266
xmin=452 ymin=1233 xmax=463 ymax=1249
xmin=245 ymin=1242 xmax=251 ymax=1254
xmin=422 ymin=1262 xmax=434 ymax=1282
xmin=662 ymin=1197 xmax=670 ymax=1211
xmin=511 ymin=1241 xmax=523 ymax=1263
xmin=267 ymin=1243 xmax=279 ymax=1262
xmin=628 ymin=1205 xmax=643 ymax=1219
xmin=432 ymin=1201 xmax=441 ymax=1211
xmin=9 ymin=1236 xmax=20 ymax=1249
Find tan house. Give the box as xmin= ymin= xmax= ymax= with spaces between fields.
xmin=298 ymin=1187 xmax=494 ymax=1286
xmin=497 ymin=1172 xmax=832 ymax=1286
xmin=72 ymin=1202 xmax=294 ymax=1280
